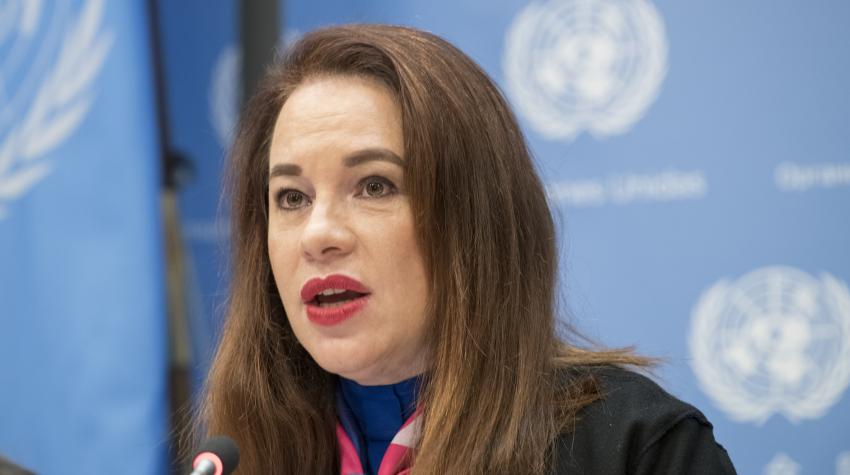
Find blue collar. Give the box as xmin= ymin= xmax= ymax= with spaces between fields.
xmin=337 ymin=376 xmax=420 ymax=475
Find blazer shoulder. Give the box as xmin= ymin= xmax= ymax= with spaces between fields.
xmin=551 ymin=365 xmax=725 ymax=474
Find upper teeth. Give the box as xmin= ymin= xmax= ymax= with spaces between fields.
xmin=318 ymin=288 xmax=347 ymax=296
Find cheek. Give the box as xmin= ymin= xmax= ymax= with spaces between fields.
xmin=268 ymin=228 xmax=301 ymax=303
xmin=371 ymin=217 xmax=429 ymax=314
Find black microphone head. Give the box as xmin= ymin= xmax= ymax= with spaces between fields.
xmin=193 ymin=436 xmax=240 ymax=475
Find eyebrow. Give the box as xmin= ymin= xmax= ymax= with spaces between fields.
xmin=269 ymin=163 xmax=303 ymax=178
xmin=343 ymin=148 xmax=405 ymax=168
xmin=269 ymin=147 xmax=404 ymax=179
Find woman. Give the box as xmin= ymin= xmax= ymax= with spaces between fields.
xmin=197 ymin=24 xmax=736 ymax=474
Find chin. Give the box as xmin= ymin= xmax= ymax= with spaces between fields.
xmin=319 ymin=361 xmax=375 ymax=383
xmin=307 ymin=343 xmax=373 ymax=379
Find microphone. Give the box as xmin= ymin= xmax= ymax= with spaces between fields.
xmin=189 ymin=436 xmax=240 ymax=475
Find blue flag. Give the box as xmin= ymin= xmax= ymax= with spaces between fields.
xmin=0 ymin=0 xmax=169 ymax=473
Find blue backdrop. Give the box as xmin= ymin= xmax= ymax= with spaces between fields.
xmin=156 ymin=0 xmax=237 ymax=388
xmin=3 ymin=1 xmax=846 ymax=474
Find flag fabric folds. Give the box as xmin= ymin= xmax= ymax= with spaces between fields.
xmin=0 ymin=1 xmax=169 ymax=473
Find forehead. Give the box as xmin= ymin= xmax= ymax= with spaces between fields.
xmin=270 ymin=75 xmax=404 ymax=163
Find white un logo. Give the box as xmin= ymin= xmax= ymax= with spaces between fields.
xmin=209 ymin=43 xmax=240 ymax=148
xmin=689 ymin=266 xmax=850 ymax=424
xmin=0 ymin=0 xmax=112 ymax=219
xmin=502 ymin=0 xmax=668 ymax=141
xmin=209 ymin=30 xmax=300 ymax=148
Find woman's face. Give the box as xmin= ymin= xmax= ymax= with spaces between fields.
xmin=267 ymin=75 xmax=430 ymax=385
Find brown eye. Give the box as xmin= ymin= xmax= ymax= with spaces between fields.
xmin=365 ymin=180 xmax=385 ymax=197
xmin=360 ymin=176 xmax=396 ymax=198
xmin=278 ymin=190 xmax=309 ymax=209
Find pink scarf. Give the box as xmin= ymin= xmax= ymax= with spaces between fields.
xmin=337 ymin=410 xmax=422 ymax=475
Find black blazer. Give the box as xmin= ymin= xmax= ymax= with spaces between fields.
xmin=550 ymin=366 xmax=737 ymax=474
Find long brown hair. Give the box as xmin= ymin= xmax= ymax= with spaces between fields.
xmin=198 ymin=24 xmax=646 ymax=474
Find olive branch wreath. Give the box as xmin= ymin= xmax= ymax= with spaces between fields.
xmin=689 ymin=269 xmax=850 ymax=424
xmin=0 ymin=0 xmax=112 ymax=219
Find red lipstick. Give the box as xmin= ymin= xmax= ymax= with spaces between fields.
xmin=300 ymin=274 xmax=371 ymax=326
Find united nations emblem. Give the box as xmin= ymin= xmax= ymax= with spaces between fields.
xmin=209 ymin=43 xmax=240 ymax=148
xmin=689 ymin=266 xmax=850 ymax=424
xmin=502 ymin=0 xmax=668 ymax=141
xmin=838 ymin=451 xmax=850 ymax=475
xmin=0 ymin=0 xmax=112 ymax=219
xmin=209 ymin=30 xmax=301 ymax=148
xmin=764 ymin=453 xmax=800 ymax=475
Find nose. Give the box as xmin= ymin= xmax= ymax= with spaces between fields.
xmin=300 ymin=198 xmax=355 ymax=262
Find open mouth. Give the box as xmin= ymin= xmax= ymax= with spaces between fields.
xmin=310 ymin=289 xmax=369 ymax=308
xmin=300 ymin=275 xmax=373 ymax=324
